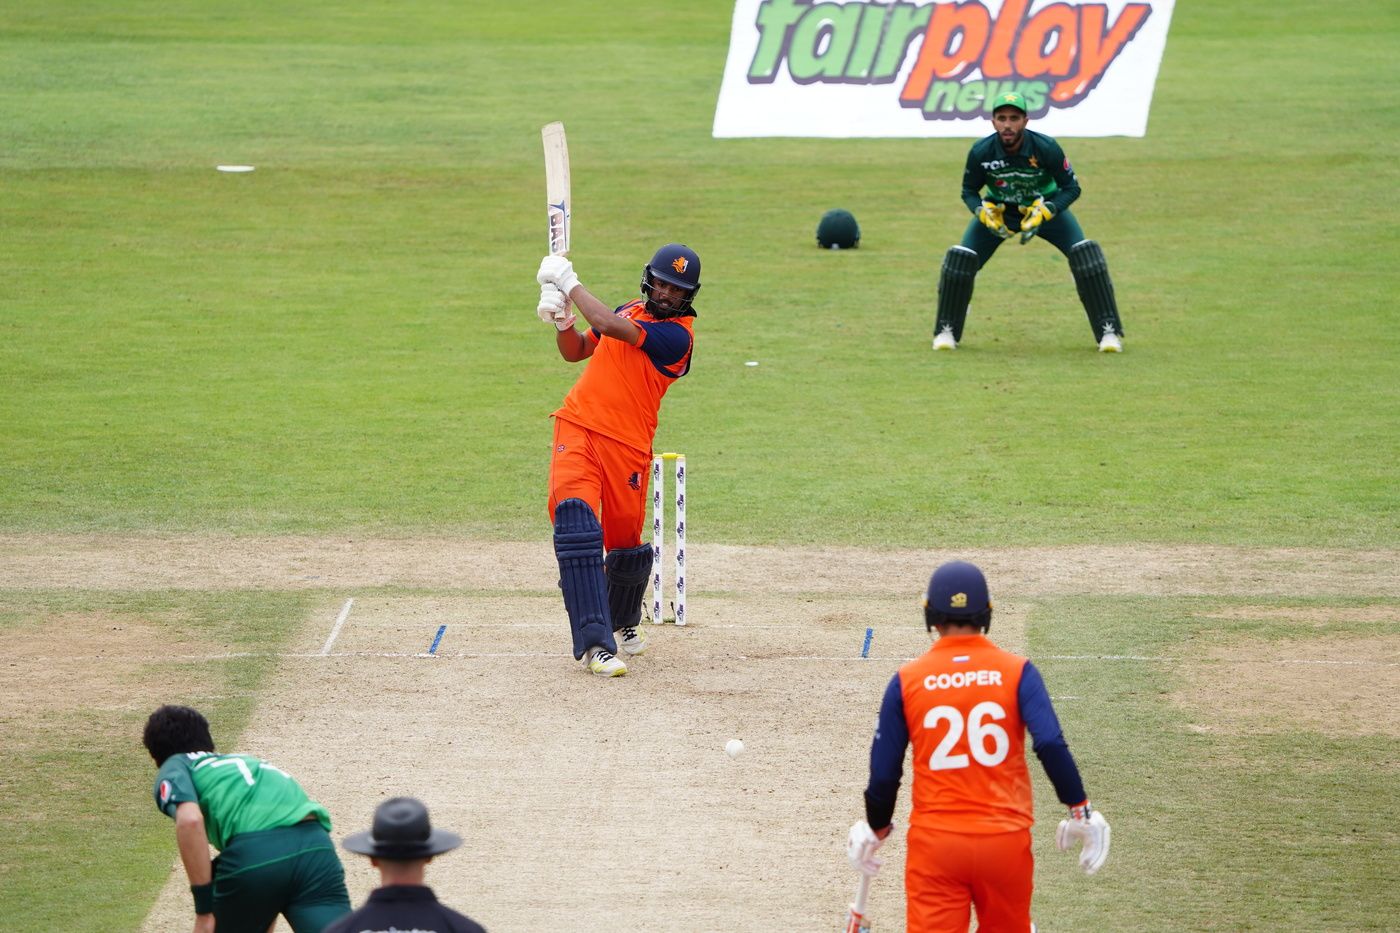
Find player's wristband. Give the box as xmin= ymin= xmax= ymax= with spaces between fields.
xmin=191 ymin=882 xmax=214 ymax=914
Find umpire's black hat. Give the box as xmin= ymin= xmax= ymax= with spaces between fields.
xmin=342 ymin=797 xmax=462 ymax=859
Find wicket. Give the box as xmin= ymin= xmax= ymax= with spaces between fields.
xmin=649 ymin=452 xmax=687 ymax=625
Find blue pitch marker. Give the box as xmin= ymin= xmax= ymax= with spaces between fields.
xmin=428 ymin=625 xmax=447 ymax=655
xmin=861 ymin=627 xmax=873 ymax=659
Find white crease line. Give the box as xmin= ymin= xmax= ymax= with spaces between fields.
xmin=7 ymin=651 xmax=1398 ymax=667
xmin=328 ymin=621 xmax=822 ymax=631
xmin=1043 ymin=654 xmax=1177 ymax=661
xmin=1276 ymin=658 xmax=1400 ymax=666
xmin=319 ymin=598 xmax=354 ymax=656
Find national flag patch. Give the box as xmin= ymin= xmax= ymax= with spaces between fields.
xmin=159 ymin=780 xmax=172 ymax=805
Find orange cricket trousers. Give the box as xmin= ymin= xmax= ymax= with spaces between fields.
xmin=905 ymin=825 xmax=1034 ymax=933
xmin=548 ymin=418 xmax=651 ymax=551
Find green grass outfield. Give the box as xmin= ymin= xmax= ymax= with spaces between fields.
xmin=1 ymin=1 xmax=1397 ymax=929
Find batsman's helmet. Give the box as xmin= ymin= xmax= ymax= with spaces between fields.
xmin=641 ymin=243 xmax=701 ymax=317
xmin=923 ymin=561 xmax=993 ymax=632
xmin=816 ymin=209 xmax=860 ymax=249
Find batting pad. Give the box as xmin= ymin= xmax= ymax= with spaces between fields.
xmin=1069 ymin=240 xmax=1123 ymax=338
xmin=553 ymin=499 xmax=616 ymax=659
xmin=605 ymin=543 xmax=653 ymax=631
xmin=936 ymin=245 xmax=979 ymax=342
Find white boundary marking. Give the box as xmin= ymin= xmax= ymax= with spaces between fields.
xmin=319 ymin=598 xmax=354 ymax=656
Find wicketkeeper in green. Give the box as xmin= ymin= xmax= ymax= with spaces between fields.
xmin=144 ymin=705 xmax=351 ymax=932
xmin=934 ymin=91 xmax=1125 ymax=352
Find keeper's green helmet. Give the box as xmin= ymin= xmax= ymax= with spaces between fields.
xmin=816 ymin=209 xmax=860 ymax=250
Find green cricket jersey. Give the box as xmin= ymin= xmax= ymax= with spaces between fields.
xmin=960 ymin=128 xmax=1081 ymax=216
xmin=153 ymin=751 xmax=331 ymax=851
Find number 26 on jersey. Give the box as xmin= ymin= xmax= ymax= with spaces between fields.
xmin=926 ymin=701 xmax=1010 ymax=770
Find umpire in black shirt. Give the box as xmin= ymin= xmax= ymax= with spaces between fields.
xmin=324 ymin=797 xmax=486 ymax=933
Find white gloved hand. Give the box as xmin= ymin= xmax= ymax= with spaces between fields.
xmin=537 ymin=285 xmax=577 ymax=331
xmin=537 ymin=283 xmax=566 ymax=320
xmin=845 ymin=819 xmax=885 ymax=876
xmin=537 ymin=255 xmax=581 ymax=296
xmin=1056 ymin=803 xmax=1110 ymax=875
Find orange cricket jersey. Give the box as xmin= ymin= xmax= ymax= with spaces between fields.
xmin=898 ymin=634 xmax=1034 ymax=833
xmin=552 ymin=299 xmax=694 ymax=452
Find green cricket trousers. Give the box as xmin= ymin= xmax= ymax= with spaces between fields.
xmin=212 ymin=820 xmax=351 ymax=932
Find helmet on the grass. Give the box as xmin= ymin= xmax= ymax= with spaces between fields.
xmin=816 ymin=209 xmax=860 ymax=249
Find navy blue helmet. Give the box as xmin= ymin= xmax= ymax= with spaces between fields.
xmin=923 ymin=561 xmax=993 ymax=632
xmin=641 ymin=243 xmax=701 ymax=317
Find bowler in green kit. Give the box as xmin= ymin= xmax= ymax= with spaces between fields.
xmin=144 ymin=705 xmax=351 ymax=932
xmin=933 ymin=91 xmax=1125 ymax=353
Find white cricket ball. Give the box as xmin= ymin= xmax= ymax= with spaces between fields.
xmin=725 ymin=738 xmax=745 ymax=759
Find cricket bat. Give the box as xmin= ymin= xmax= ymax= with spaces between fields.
xmin=844 ymin=872 xmax=872 ymax=933
xmin=541 ymin=121 xmax=571 ymax=257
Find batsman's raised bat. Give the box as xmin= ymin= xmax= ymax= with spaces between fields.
xmin=541 ymin=121 xmax=571 ymax=257
xmin=844 ymin=871 xmax=872 ymax=933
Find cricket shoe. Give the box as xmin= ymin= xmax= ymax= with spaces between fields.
xmin=1098 ymin=326 xmax=1122 ymax=353
xmin=584 ymin=646 xmax=627 ymax=677
xmin=933 ymin=326 xmax=957 ymax=351
xmin=618 ymin=626 xmax=648 ymax=656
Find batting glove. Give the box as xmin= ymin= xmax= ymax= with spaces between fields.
xmin=845 ymin=819 xmax=885 ymax=876
xmin=1056 ymin=802 xmax=1111 ymax=875
xmin=537 ymin=255 xmax=581 ymax=296
xmin=537 ymin=284 xmax=576 ymax=330
xmin=977 ymin=200 xmax=1011 ymax=239
xmin=1018 ymin=197 xmax=1054 ymax=243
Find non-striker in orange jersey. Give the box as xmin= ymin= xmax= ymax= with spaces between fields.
xmin=552 ymin=299 xmax=694 ymax=453
xmin=898 ymin=634 xmax=1033 ymax=833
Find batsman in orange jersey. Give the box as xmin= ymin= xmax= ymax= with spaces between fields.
xmin=846 ymin=561 xmax=1110 ymax=932
xmin=535 ymin=244 xmax=699 ymax=677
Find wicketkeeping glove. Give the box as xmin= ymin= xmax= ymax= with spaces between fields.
xmin=537 ymin=284 xmax=576 ymax=330
xmin=1018 ymin=197 xmax=1054 ymax=243
xmin=1056 ymin=802 xmax=1110 ymax=875
xmin=537 ymin=255 xmax=581 ymax=296
xmin=977 ymin=200 xmax=1011 ymax=239
xmin=845 ymin=819 xmax=885 ymax=876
